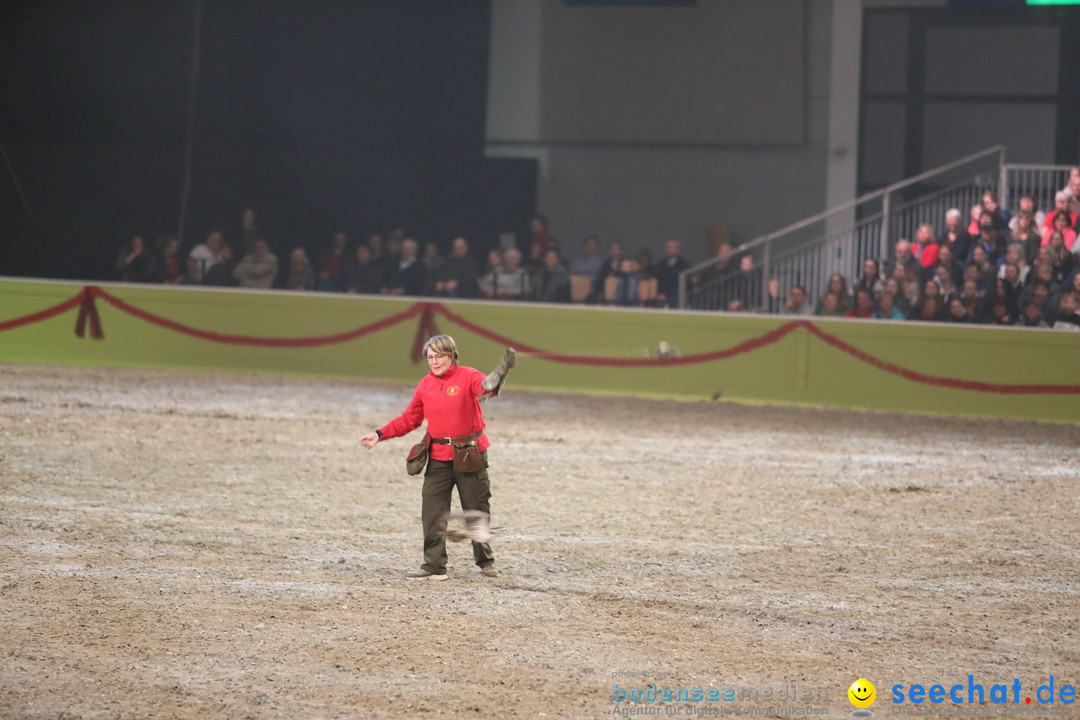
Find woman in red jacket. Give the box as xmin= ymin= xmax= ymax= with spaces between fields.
xmin=360 ymin=335 xmax=514 ymax=580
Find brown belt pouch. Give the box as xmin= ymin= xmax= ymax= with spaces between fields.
xmin=406 ymin=432 xmax=431 ymax=475
xmin=451 ymin=432 xmax=483 ymax=473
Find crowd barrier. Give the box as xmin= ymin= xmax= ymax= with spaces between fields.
xmin=1 ymin=278 xmax=1078 ymax=423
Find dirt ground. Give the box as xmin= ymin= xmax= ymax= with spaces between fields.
xmin=1 ymin=362 xmax=1078 ymax=720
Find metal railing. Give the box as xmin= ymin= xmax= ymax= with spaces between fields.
xmin=679 ymin=145 xmax=1012 ymax=311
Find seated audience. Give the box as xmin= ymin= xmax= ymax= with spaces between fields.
xmin=434 ymin=236 xmax=480 ymax=298
xmin=316 ymin=231 xmax=348 ymax=292
xmin=188 ymin=231 xmax=233 ymax=285
xmin=116 ymin=234 xmax=151 ymax=282
xmin=148 ymin=236 xmax=183 ymax=284
xmin=531 ymin=248 xmax=571 ymax=303
xmin=855 ymin=258 xmax=884 ymax=299
xmin=873 ymin=291 xmax=904 ymax=321
xmin=233 ymin=237 xmax=279 ymax=289
xmin=652 ymin=238 xmax=690 ymax=308
xmin=477 ymin=249 xmax=504 ymax=299
xmin=494 ymin=248 xmax=530 ymax=301
xmin=941 ymin=208 xmax=971 ymax=264
xmin=284 ymin=247 xmax=315 ymax=291
xmin=815 ymin=273 xmax=851 ymax=315
xmin=381 ymin=238 xmax=428 ymax=296
xmin=946 ymin=297 xmax=975 ymax=324
xmin=569 ymin=235 xmax=604 ymax=278
xmin=845 ymin=287 xmax=875 ymax=319
xmin=783 ymin=285 xmax=814 ymax=316
xmin=343 ymin=243 xmax=385 ymax=294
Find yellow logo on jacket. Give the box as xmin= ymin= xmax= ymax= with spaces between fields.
xmin=446 ymin=385 xmax=459 ymax=396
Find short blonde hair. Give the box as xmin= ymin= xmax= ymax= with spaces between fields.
xmin=423 ymin=334 xmax=458 ymax=361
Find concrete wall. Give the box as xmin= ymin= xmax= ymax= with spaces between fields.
xmin=3 ymin=279 xmax=1077 ymax=423
xmin=487 ymin=0 xmax=836 ymax=263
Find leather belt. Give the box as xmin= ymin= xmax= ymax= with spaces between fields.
xmin=431 ymin=430 xmax=483 ymax=445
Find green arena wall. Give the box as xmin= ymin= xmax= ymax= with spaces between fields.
xmin=1 ymin=278 xmax=1078 ymax=423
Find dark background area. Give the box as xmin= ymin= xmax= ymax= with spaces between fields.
xmin=0 ymin=0 xmax=537 ymax=280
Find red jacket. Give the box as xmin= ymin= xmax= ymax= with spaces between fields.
xmin=379 ymin=364 xmax=491 ymax=462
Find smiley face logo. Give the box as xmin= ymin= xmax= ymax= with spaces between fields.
xmin=445 ymin=385 xmax=459 ymax=396
xmin=848 ymin=678 xmax=876 ymax=709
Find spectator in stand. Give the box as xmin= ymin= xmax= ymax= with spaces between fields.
xmin=970 ymin=212 xmax=1006 ymax=266
xmin=913 ymin=224 xmax=940 ymax=276
xmin=652 ymin=238 xmax=690 ymax=308
xmin=783 ymin=285 xmax=814 ymax=316
xmin=887 ymin=239 xmax=917 ymax=280
xmin=434 ymin=236 xmax=480 ymax=298
xmin=187 ymin=231 xmax=233 ymax=285
xmin=284 ymin=247 xmax=315 ymax=291
xmin=980 ymin=190 xmax=1011 ymax=234
xmin=947 ymin=297 xmax=976 ymax=324
xmin=968 ymin=246 xmax=997 ymax=296
xmin=593 ymin=239 xmax=624 ymax=302
xmin=996 ymin=243 xmax=1028 ymax=283
xmin=845 ymin=287 xmax=875 ymax=319
xmin=1012 ymin=210 xmax=1042 ymax=264
xmin=1020 ymin=298 xmax=1049 ymax=328
xmin=934 ymin=264 xmax=959 ymax=307
xmin=914 ymin=278 xmax=943 ymax=316
xmin=1001 ymin=263 xmax=1024 ymax=296
xmin=422 ymin=241 xmax=443 ymax=280
xmin=1043 ymin=191 xmax=1075 ymax=235
xmin=815 ymin=273 xmax=852 ymax=315
xmin=368 ymin=233 xmax=385 ymax=261
xmin=986 ymin=277 xmax=1019 ymax=326
xmin=819 ymin=292 xmax=841 ymax=317
xmin=1042 ymin=209 xmax=1077 ymax=250
xmin=1052 ymin=290 xmax=1080 ymax=331
xmin=883 ymin=276 xmax=911 ymax=318
xmin=569 ymin=234 xmax=604 ymax=278
xmin=1020 ymin=277 xmax=1055 ymax=324
xmin=494 ymin=248 xmax=530 ymax=301
xmin=967 ymin=203 xmax=984 ymax=238
xmin=933 ymin=244 xmax=963 ymax=288
xmin=1065 ymin=167 xmax=1080 ymax=217
xmin=1049 ymin=273 xmax=1080 ymax=329
xmin=1008 ymin=194 xmax=1045 ymax=236
xmin=233 ymin=237 xmax=279 ymax=289
xmin=941 ymin=208 xmax=972 ymax=265
xmin=855 ymin=258 xmax=885 ymax=299
xmin=528 ymin=214 xmax=553 ymax=266
xmin=382 ymin=238 xmax=428 ymax=297
xmin=693 ymin=241 xmax=735 ymax=301
xmin=726 ymin=255 xmax=759 ymax=312
xmin=477 ymin=248 xmax=504 ymax=299
xmin=958 ymin=278 xmax=984 ymax=321
xmin=1044 ymin=232 xmax=1076 ymax=285
xmin=148 ymin=235 xmax=183 ymax=284
xmin=609 ymin=258 xmax=641 ymax=307
xmin=873 ymin=290 xmax=904 ymax=321
xmin=344 ymin=243 xmax=385 ymax=294
xmin=914 ymin=295 xmax=945 ymax=322
xmin=240 ymin=208 xmax=260 ymax=256
xmin=531 ymin=248 xmax=571 ymax=303
xmin=1019 ymin=261 xmax=1056 ymax=304
xmin=115 ymin=234 xmax=151 ymax=282
xmin=380 ymin=235 xmax=403 ymax=282
xmin=316 ymin=231 xmax=348 ymax=292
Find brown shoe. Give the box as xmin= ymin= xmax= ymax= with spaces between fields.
xmin=480 ymin=564 xmax=498 ymax=578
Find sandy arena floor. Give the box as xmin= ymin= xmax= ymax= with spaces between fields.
xmin=1 ymin=363 xmax=1078 ymax=719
